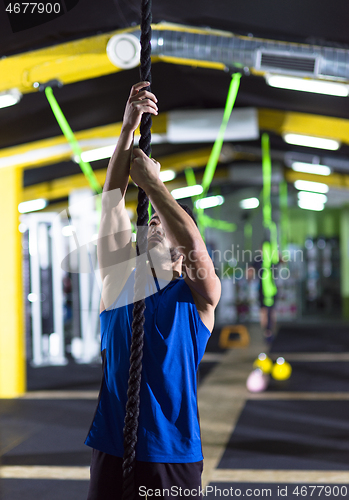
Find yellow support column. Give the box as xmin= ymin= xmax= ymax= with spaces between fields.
xmin=0 ymin=166 xmax=26 ymax=397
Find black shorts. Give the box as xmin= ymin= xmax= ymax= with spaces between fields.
xmin=87 ymin=448 xmax=204 ymax=500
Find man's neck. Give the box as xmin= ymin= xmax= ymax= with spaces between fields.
xmin=149 ymin=266 xmax=181 ymax=281
xmin=146 ymin=256 xmax=182 ymax=281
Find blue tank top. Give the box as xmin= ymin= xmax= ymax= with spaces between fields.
xmin=85 ymin=270 xmax=211 ymax=462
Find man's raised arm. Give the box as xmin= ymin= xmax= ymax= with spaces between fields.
xmin=130 ymin=148 xmax=221 ymax=326
xmin=98 ymin=82 xmax=158 ymax=311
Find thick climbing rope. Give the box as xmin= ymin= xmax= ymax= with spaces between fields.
xmin=121 ymin=0 xmax=152 ymax=497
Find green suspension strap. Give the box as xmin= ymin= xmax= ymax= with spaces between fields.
xmin=261 ymin=133 xmax=272 ymax=226
xmin=261 ymin=133 xmax=278 ymax=306
xmin=44 ymin=87 xmax=103 ymax=231
xmin=279 ymin=180 xmax=289 ymax=252
xmin=187 ymin=73 xmax=241 ymax=240
xmin=45 ymin=87 xmax=103 ymax=196
xmin=184 ymin=167 xmax=197 ymax=188
xmin=199 ymin=214 xmax=236 ymax=232
xmin=185 ymin=167 xmax=236 ymax=239
xmin=201 ymin=73 xmax=241 ymax=197
xmin=184 ymin=168 xmax=205 ymax=237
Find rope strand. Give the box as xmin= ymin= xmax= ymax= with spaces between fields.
xmin=122 ymin=0 xmax=152 ymax=497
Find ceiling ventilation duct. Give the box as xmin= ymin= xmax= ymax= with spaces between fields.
xmin=127 ymin=25 xmax=349 ymax=81
xmin=256 ymin=51 xmax=317 ymax=75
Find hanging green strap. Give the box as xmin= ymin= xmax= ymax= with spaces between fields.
xmin=183 ymin=168 xmax=205 ymax=238
xmin=261 ymin=241 xmax=278 ymax=306
xmin=199 ymin=214 xmax=236 ymax=232
xmin=185 ymin=168 xmax=197 ymax=188
xmin=279 ymin=180 xmax=289 ymax=252
xmin=261 ymin=133 xmax=278 ymax=306
xmin=184 ymin=167 xmax=237 ymax=237
xmin=261 ymin=133 xmax=272 ymax=225
xmin=184 ymin=74 xmax=241 ymax=239
xmin=261 ymin=132 xmax=278 ymax=260
xmin=45 ymin=87 xmax=103 ymax=196
xmin=201 ymin=73 xmax=241 ymax=196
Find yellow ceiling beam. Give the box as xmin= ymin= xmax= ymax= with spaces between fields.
xmin=0 ymin=27 xmax=137 ymax=94
xmin=4 ymin=21 xmax=334 ymax=97
xmin=23 ymin=162 xmax=229 ymax=206
xmin=3 ymin=108 xmax=349 ymax=172
xmin=21 ymin=147 xmax=217 ymax=202
xmin=154 ymin=147 xmax=213 ymax=171
xmin=4 ymin=21 xmax=335 ymax=97
xmin=0 ymin=115 xmax=167 ymax=170
xmin=259 ymin=109 xmax=349 ymax=144
xmin=0 ymin=123 xmax=122 ymax=169
xmin=0 ymin=24 xmax=230 ymax=96
xmin=23 ymin=154 xmax=349 ymax=207
xmin=285 ymin=168 xmax=349 ymax=189
xmin=23 ymin=169 xmax=108 ymax=202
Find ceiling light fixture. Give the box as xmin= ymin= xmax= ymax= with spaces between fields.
xmin=79 ymin=145 xmax=115 ymax=163
xmin=294 ymin=180 xmax=329 ymax=193
xmin=171 ymin=185 xmax=203 ymax=200
xmin=291 ymin=161 xmax=331 ymax=176
xmin=266 ymin=74 xmax=349 ymax=97
xmin=284 ymin=133 xmax=340 ymax=151
xmin=195 ymin=195 xmax=225 ymax=209
xmin=0 ymin=89 xmax=22 ymax=109
xmin=18 ymin=198 xmax=47 ymax=213
xmin=239 ymin=197 xmax=260 ymax=209
xmin=297 ymin=191 xmax=327 ymax=204
xmin=159 ymin=170 xmax=176 ymax=182
xmin=298 ymin=200 xmax=325 ymax=211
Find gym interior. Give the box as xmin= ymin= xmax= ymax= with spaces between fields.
xmin=1 ymin=1 xmax=349 ymax=498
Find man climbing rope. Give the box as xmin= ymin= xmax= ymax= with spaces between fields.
xmin=85 ymin=81 xmax=221 ymax=499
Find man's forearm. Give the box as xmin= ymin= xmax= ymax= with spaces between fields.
xmin=98 ymin=126 xmax=134 ymax=259
xmin=103 ymin=82 xmax=158 ymax=201
xmin=145 ymin=178 xmax=201 ymax=252
xmin=103 ymin=126 xmax=134 ymax=199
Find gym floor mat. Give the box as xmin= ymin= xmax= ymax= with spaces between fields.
xmin=0 ymin=399 xmax=95 ymax=466
xmin=27 ymin=360 xmax=102 ymax=392
xmin=270 ymin=325 xmax=349 ymax=353
xmin=1 ymin=479 xmax=89 ymax=500
xmin=267 ymin=362 xmax=349 ymax=392
xmin=205 ymin=483 xmax=349 ymax=499
xmin=218 ymin=400 xmax=349 ymax=470
xmin=27 ymin=358 xmax=216 ymax=392
xmin=198 ymin=361 xmax=218 ymax=384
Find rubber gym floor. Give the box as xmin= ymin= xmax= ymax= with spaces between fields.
xmin=1 ymin=320 xmax=349 ymax=499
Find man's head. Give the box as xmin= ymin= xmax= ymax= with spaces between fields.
xmin=147 ymin=203 xmax=196 ymax=267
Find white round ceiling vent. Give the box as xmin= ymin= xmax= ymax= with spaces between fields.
xmin=106 ymin=33 xmax=140 ymax=69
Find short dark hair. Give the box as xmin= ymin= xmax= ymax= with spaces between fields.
xmin=177 ymin=202 xmax=198 ymax=226
xmin=148 ymin=202 xmax=198 ymax=226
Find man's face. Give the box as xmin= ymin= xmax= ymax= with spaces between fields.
xmin=147 ymin=214 xmax=169 ymax=251
xmin=147 ymin=213 xmax=182 ymax=263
